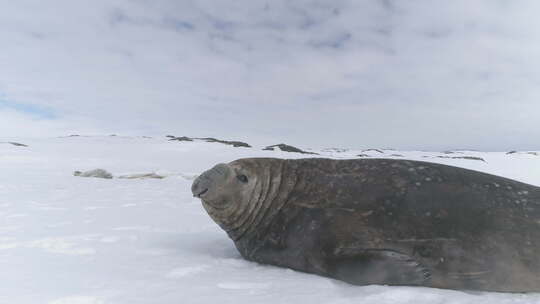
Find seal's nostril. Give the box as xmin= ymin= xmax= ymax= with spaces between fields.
xmin=196 ymin=188 xmax=209 ymax=198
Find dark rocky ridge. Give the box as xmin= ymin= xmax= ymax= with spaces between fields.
xmin=436 ymin=155 xmax=486 ymax=162
xmin=9 ymin=142 xmax=28 ymax=147
xmin=0 ymin=142 xmax=28 ymax=147
xmin=263 ymin=144 xmax=318 ymax=155
xmin=167 ymin=135 xmax=250 ymax=147
xmin=507 ymin=151 xmax=538 ymax=156
xmin=361 ymin=148 xmax=384 ymax=153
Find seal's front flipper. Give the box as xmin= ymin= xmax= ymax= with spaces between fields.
xmin=327 ymin=249 xmax=431 ymax=286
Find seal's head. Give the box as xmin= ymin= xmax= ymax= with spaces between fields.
xmin=191 ymin=161 xmax=257 ymax=209
xmin=191 ymin=158 xmax=295 ymax=240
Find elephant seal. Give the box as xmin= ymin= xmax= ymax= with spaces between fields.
xmin=74 ymin=169 xmax=113 ymax=179
xmin=191 ymin=158 xmax=540 ymax=292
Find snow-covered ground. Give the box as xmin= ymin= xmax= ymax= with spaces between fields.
xmin=1 ymin=136 xmax=539 ymax=304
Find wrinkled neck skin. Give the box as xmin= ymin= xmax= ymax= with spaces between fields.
xmin=201 ymin=158 xmax=298 ymax=241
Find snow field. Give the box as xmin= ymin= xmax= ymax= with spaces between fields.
xmin=1 ymin=136 xmax=539 ymax=303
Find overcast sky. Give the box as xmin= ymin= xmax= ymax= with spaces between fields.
xmin=1 ymin=0 xmax=539 ymax=150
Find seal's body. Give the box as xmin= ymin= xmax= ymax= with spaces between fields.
xmin=191 ymin=158 xmax=540 ymax=292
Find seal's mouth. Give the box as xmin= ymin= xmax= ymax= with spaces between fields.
xmin=195 ymin=188 xmax=208 ymax=198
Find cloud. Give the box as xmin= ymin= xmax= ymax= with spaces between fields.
xmin=0 ymin=0 xmax=539 ymax=150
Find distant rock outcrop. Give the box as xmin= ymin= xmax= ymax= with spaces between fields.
xmin=441 ymin=151 xmax=464 ymax=155
xmin=356 ymin=149 xmax=388 ymax=157
xmin=197 ymin=137 xmax=251 ymax=147
xmin=506 ymin=151 xmax=538 ymax=156
xmin=361 ymin=149 xmax=384 ymax=154
xmin=0 ymin=142 xmax=28 ymax=147
xmin=263 ymin=144 xmax=318 ymax=155
xmin=321 ymin=148 xmax=349 ymax=153
xmin=167 ymin=135 xmax=250 ymax=147
xmin=436 ymin=156 xmax=486 ymax=162
xmin=8 ymin=142 xmax=28 ymax=147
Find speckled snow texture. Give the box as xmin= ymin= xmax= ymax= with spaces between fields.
xmin=1 ymin=136 xmax=539 ymax=304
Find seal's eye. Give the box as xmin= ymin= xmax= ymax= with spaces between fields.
xmin=236 ymin=174 xmax=248 ymax=183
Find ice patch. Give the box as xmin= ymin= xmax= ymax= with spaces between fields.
xmin=0 ymin=242 xmax=18 ymax=250
xmin=218 ymin=258 xmax=250 ymax=268
xmin=0 ymin=225 xmax=22 ymax=232
xmin=113 ymin=225 xmax=151 ymax=231
xmin=360 ymin=288 xmax=444 ymax=303
xmin=46 ymin=221 xmax=73 ymax=228
xmin=166 ymin=265 xmax=210 ymax=278
xmin=137 ymin=248 xmax=174 ymax=256
xmin=178 ymin=173 xmax=199 ymax=180
xmin=38 ymin=206 xmax=68 ymax=211
xmin=112 ymin=226 xmax=177 ymax=233
xmin=217 ymin=282 xmax=271 ymax=290
xmin=48 ymin=296 xmax=105 ymax=304
xmin=26 ymin=238 xmax=96 ymax=255
xmin=6 ymin=213 xmax=28 ymax=218
xmin=84 ymin=206 xmax=107 ymax=211
xmin=100 ymin=236 xmax=118 ymax=243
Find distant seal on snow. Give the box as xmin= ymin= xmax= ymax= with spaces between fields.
xmin=117 ymin=173 xmax=165 ymax=179
xmin=74 ymin=169 xmax=113 ymax=179
xmin=74 ymin=170 xmax=165 ymax=179
xmin=191 ymin=158 xmax=540 ymax=292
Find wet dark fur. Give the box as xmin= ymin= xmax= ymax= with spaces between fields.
xmin=209 ymin=158 xmax=540 ymax=292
